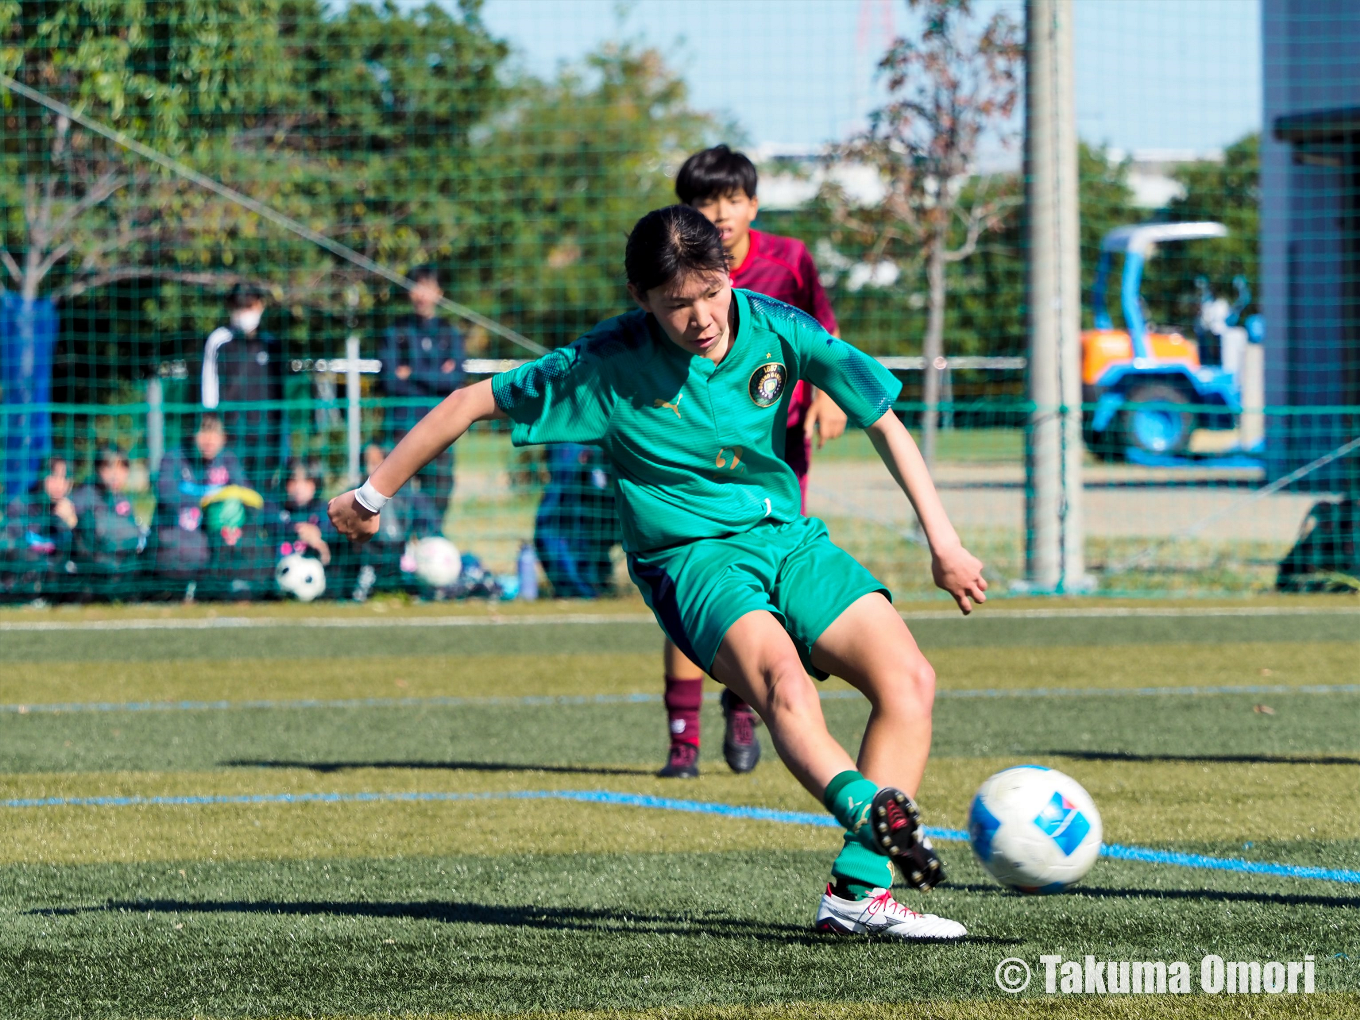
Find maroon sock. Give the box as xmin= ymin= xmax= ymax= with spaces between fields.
xmin=664 ymin=675 xmax=703 ymax=750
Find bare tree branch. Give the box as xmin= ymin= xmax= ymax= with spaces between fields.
xmin=31 ymin=240 xmax=76 ymax=286
xmin=51 ymin=268 xmax=246 ymax=303
xmin=45 ymin=172 xmax=126 ymax=242
xmin=22 ymin=176 xmax=38 ymax=235
xmin=77 ymin=225 xmax=173 ymax=267
xmin=34 ymin=115 xmax=69 ymax=248
xmin=0 ymin=249 xmax=22 ymax=285
xmin=945 ymin=194 xmax=1021 ymax=262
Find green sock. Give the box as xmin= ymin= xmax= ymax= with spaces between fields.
xmin=831 ymin=837 xmax=894 ymax=899
xmin=823 ymin=769 xmax=880 ymax=849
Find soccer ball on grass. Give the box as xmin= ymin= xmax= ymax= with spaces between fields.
xmin=413 ymin=536 xmax=462 ymax=589
xmin=275 ymin=552 xmax=326 ymax=602
xmin=968 ymin=765 xmax=1102 ymax=893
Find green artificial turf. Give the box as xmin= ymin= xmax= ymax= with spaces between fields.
xmin=1 ymin=604 xmax=1358 ymax=1018
xmin=4 ymin=850 xmax=1358 ymax=1016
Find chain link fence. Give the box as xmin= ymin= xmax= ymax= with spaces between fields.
xmin=1 ymin=1 xmax=1356 ymax=603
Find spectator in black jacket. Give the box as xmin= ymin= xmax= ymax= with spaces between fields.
xmin=201 ymin=283 xmax=286 ymax=493
xmin=1 ymin=456 xmax=78 ymax=600
xmin=265 ymin=458 xmax=349 ymax=597
xmin=379 ymin=265 xmax=464 ymax=518
xmin=154 ymin=414 xmax=247 ymax=585
xmin=533 ymin=443 xmax=619 ymax=598
xmin=72 ymin=448 xmax=145 ymax=596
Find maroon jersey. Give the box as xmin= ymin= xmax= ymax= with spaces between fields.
xmin=730 ymin=229 xmax=838 ymax=505
xmin=730 ymin=229 xmax=838 ymax=332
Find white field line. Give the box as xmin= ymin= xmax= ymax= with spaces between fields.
xmin=1 ymin=604 xmax=1359 ymax=632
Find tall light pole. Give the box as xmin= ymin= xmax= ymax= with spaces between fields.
xmin=1023 ymin=0 xmax=1086 ymax=593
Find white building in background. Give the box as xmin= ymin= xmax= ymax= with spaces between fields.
xmin=1106 ymin=148 xmax=1226 ymax=210
xmin=752 ymin=144 xmax=887 ymax=211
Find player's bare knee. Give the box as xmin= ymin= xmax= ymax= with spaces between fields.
xmin=908 ymin=656 xmax=936 ymax=705
xmin=762 ymin=662 xmax=820 ymax=723
xmin=872 ymin=656 xmax=935 ymax=719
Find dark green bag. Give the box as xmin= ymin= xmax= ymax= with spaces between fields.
xmin=1276 ymin=499 xmax=1360 ymax=592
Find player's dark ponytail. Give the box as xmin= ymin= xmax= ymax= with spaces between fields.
xmin=625 ymin=205 xmax=729 ymax=295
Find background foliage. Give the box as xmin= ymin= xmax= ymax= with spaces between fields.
xmin=0 ymin=1 xmax=1259 ymax=403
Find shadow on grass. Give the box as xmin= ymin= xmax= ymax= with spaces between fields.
xmin=222 ymin=759 xmax=656 ymax=777
xmin=950 ymin=882 xmax=1360 ymax=909
xmin=25 ymin=898 xmax=1015 ymax=946
xmin=1044 ymin=750 xmax=1360 ymax=767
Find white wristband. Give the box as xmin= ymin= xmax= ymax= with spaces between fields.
xmin=354 ymin=479 xmax=390 ymax=514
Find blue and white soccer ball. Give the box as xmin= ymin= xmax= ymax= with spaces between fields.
xmin=968 ymin=765 xmax=1102 ymax=893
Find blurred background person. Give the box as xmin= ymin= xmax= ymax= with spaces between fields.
xmin=153 ymin=414 xmax=246 ymax=592
xmin=200 ymin=282 xmax=286 ymax=494
xmin=533 ymin=443 xmax=618 ymax=598
xmin=266 ymin=457 xmax=352 ymax=599
xmin=379 ymin=265 xmax=465 ymax=522
xmin=1 ymin=455 xmax=79 ymax=600
xmin=351 ymin=441 xmax=440 ymax=600
xmin=71 ymin=447 xmax=145 ymax=598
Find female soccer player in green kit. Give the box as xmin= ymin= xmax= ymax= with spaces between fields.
xmin=330 ymin=206 xmax=987 ymax=940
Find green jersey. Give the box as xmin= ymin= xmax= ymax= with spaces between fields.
xmin=491 ymin=288 xmax=901 ymax=553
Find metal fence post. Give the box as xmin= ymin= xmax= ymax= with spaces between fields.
xmin=346 ymin=334 xmax=361 ymax=486
xmin=146 ymin=376 xmax=164 ymax=475
xmin=1024 ymin=0 xmax=1086 ymax=593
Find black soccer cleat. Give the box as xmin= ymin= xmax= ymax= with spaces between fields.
xmin=720 ymin=689 xmax=762 ymax=774
xmin=657 ymin=742 xmax=700 ymax=779
xmin=870 ymin=787 xmax=946 ymax=892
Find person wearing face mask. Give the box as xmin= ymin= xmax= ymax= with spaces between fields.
xmin=201 ymin=282 xmax=286 ymax=493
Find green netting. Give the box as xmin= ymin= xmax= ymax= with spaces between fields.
xmin=1 ymin=1 xmax=1357 ymax=604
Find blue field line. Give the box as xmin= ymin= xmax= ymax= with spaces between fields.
xmin=4 ymin=787 xmax=1358 ymax=886
xmin=5 ymin=682 xmax=1360 ymax=717
xmin=1098 ymin=842 xmax=1360 ymax=885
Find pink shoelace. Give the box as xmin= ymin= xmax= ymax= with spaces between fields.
xmin=864 ymin=890 xmax=921 ymax=919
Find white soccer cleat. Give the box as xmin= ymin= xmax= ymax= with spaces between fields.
xmin=815 ymin=886 xmax=967 ymax=940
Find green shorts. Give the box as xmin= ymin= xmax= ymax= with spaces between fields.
xmin=626 ymin=516 xmax=890 ymax=679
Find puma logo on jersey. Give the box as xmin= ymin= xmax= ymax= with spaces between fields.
xmin=715 ymin=446 xmax=744 ymax=471
xmin=653 ymin=394 xmax=683 ymax=418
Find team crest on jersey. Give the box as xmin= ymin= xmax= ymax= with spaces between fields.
xmin=748 ymin=362 xmax=787 ymax=408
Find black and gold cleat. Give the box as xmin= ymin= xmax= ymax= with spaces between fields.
xmin=870 ymin=786 xmax=946 ymax=891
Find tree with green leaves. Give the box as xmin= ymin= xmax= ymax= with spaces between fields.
xmin=0 ymin=1 xmax=511 ymax=325
xmin=1142 ymin=133 xmax=1259 ymax=330
xmin=449 ymin=43 xmax=718 ymax=349
xmin=816 ymin=0 xmax=1022 ymax=465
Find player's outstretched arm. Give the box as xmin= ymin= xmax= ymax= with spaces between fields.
xmin=866 ymin=409 xmax=987 ymax=614
xmin=328 ymin=378 xmax=504 ymax=542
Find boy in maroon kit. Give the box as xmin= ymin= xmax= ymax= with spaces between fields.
xmin=658 ymin=144 xmax=849 ymax=778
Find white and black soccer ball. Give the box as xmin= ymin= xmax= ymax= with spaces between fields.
xmin=275 ymin=552 xmax=326 ymax=602
xmin=414 ymin=536 xmax=461 ymax=588
xmin=968 ymin=765 xmax=1102 ymax=893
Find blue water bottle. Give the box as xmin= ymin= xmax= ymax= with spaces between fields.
xmin=517 ymin=542 xmax=539 ymax=601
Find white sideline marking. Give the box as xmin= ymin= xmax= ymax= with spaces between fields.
xmin=1 ymin=604 xmax=1359 ymax=632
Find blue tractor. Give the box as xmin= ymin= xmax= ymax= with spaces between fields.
xmin=1081 ymin=222 xmax=1264 ymax=461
